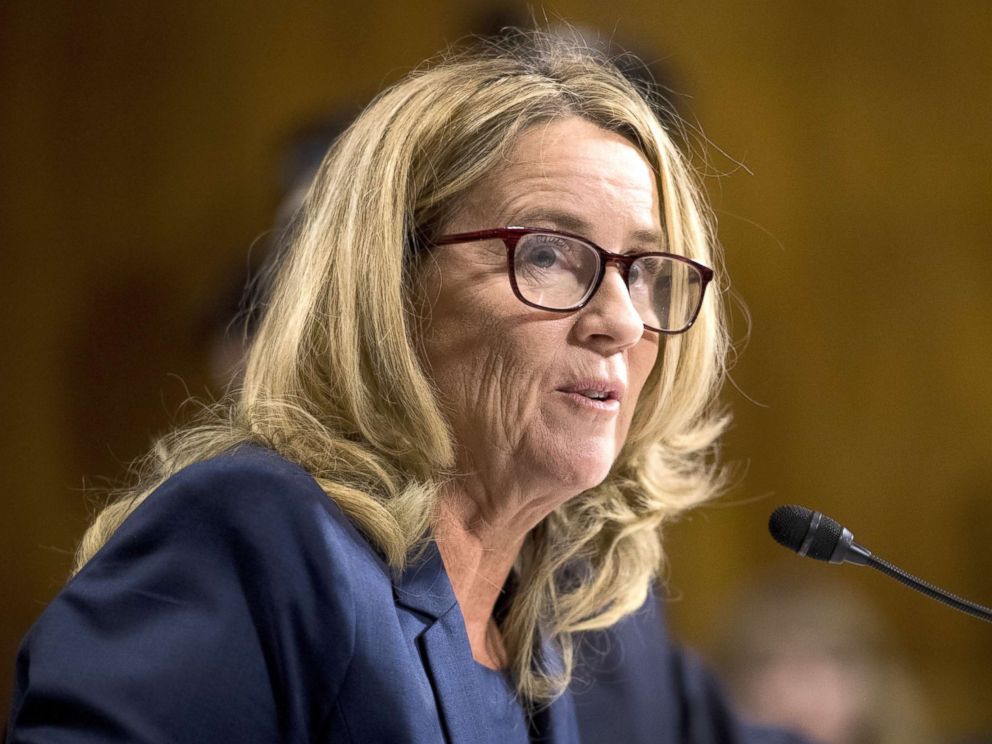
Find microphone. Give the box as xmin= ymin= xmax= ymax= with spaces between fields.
xmin=768 ymin=504 xmax=992 ymax=624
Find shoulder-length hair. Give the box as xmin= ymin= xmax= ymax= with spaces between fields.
xmin=77 ymin=30 xmax=730 ymax=703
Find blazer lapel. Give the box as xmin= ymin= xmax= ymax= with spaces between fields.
xmin=393 ymin=542 xmax=491 ymax=744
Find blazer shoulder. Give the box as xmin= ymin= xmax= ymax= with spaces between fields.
xmin=12 ymin=445 xmax=372 ymax=742
xmin=76 ymin=444 xmax=391 ymax=603
xmin=155 ymin=443 xmax=336 ymax=519
xmin=132 ymin=444 xmax=375 ymax=554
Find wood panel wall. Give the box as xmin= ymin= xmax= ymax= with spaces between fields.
xmin=2 ymin=1 xmax=990 ymax=736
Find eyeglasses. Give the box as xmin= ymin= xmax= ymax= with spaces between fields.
xmin=430 ymin=227 xmax=713 ymax=334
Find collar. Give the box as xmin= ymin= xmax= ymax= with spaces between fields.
xmin=393 ymin=538 xmax=459 ymax=620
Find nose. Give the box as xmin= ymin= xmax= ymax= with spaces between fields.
xmin=572 ymin=266 xmax=645 ymax=351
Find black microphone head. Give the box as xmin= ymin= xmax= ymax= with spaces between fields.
xmin=768 ymin=504 xmax=813 ymax=550
xmin=768 ymin=504 xmax=844 ymax=561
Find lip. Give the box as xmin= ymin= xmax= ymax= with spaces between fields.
xmin=556 ymin=377 xmax=625 ymax=412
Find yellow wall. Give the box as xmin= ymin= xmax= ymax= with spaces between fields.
xmin=2 ymin=1 xmax=990 ymax=735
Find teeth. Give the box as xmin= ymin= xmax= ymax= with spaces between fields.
xmin=582 ymin=390 xmax=608 ymax=400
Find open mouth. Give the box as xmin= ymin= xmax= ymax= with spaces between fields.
xmin=557 ymin=382 xmax=623 ymax=408
xmin=572 ymin=389 xmax=616 ymax=402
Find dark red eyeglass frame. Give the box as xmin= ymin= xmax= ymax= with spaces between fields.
xmin=429 ymin=226 xmax=714 ymax=334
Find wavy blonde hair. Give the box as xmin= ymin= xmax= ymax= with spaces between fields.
xmin=76 ymin=31 xmax=730 ymax=703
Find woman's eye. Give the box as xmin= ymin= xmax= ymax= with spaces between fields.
xmin=528 ymin=246 xmax=558 ymax=268
xmin=520 ymin=236 xmax=570 ymax=270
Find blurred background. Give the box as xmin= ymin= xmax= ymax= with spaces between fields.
xmin=2 ymin=1 xmax=990 ymax=740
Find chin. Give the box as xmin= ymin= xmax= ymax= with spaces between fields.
xmin=550 ymin=446 xmax=618 ymax=495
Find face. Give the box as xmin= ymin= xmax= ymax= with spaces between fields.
xmin=418 ymin=117 xmax=662 ymax=522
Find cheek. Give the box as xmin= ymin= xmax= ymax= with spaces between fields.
xmin=421 ymin=289 xmax=553 ymax=440
xmin=612 ymin=337 xmax=661 ymax=450
xmin=627 ymin=337 xmax=661 ymax=404
xmin=417 ymin=265 xmax=500 ymax=385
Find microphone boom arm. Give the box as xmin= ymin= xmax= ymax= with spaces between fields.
xmin=865 ymin=553 xmax=992 ymax=624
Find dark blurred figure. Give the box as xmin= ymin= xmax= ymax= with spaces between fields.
xmin=201 ymin=112 xmax=355 ymax=388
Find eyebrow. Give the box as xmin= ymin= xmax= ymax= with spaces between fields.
xmin=508 ymin=208 xmax=667 ymax=249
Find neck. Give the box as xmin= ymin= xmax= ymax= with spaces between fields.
xmin=433 ymin=482 xmax=538 ymax=670
xmin=433 ymin=452 xmax=575 ymax=670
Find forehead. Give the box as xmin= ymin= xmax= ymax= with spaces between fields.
xmin=456 ymin=117 xmax=663 ymax=242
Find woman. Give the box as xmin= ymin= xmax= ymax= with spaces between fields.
xmin=6 ymin=32 xmax=804 ymax=744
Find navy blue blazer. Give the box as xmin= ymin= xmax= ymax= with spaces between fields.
xmin=7 ymin=445 xmax=806 ymax=743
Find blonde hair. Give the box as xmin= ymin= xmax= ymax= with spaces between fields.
xmin=76 ymin=31 xmax=730 ymax=703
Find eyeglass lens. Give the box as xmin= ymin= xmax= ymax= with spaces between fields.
xmin=512 ymin=232 xmax=703 ymax=332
